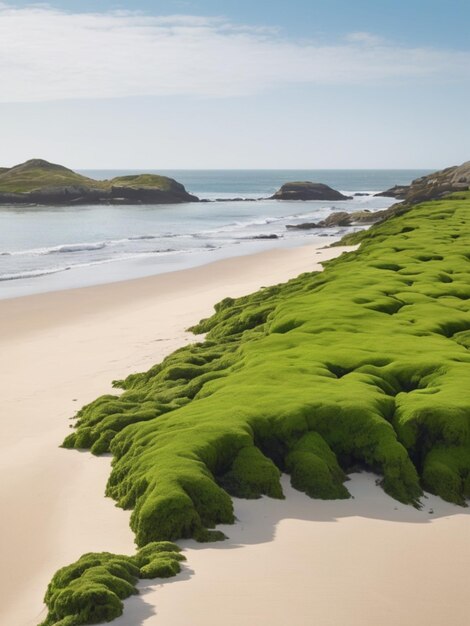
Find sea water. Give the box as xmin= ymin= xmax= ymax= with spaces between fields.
xmin=0 ymin=169 xmax=430 ymax=299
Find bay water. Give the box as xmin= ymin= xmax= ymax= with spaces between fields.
xmin=0 ymin=169 xmax=429 ymax=298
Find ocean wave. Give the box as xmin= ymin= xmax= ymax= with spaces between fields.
xmin=4 ymin=241 xmax=108 ymax=256
xmin=0 ymin=267 xmax=66 ymax=282
xmin=191 ymin=216 xmax=290 ymax=237
xmin=1 ymin=210 xmax=337 ymax=257
xmin=2 ymin=236 xmax=160 ymax=257
xmin=48 ymin=242 xmax=107 ymax=254
xmin=128 ymin=235 xmax=158 ymax=241
xmin=0 ymin=247 xmax=203 ymax=282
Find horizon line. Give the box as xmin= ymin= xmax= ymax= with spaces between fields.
xmin=73 ymin=166 xmax=437 ymax=171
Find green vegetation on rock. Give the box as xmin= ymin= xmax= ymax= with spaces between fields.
xmin=110 ymin=174 xmax=180 ymax=192
xmin=0 ymin=159 xmax=198 ymax=204
xmin=62 ymin=194 xmax=470 ymax=550
xmin=0 ymin=159 xmax=97 ymax=193
xmin=40 ymin=542 xmax=184 ymax=626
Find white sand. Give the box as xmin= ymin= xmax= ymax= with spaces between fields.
xmin=0 ymin=242 xmax=468 ymax=626
xmin=130 ymin=473 xmax=469 ymax=626
xmin=0 ymin=242 xmax=348 ymax=625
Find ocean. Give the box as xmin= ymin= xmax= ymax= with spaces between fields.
xmin=0 ymin=169 xmax=430 ymax=299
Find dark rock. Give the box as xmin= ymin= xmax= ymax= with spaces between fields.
xmin=109 ymin=185 xmax=198 ymax=204
xmin=322 ymin=211 xmax=351 ymax=227
xmin=375 ymin=185 xmax=409 ymax=199
xmin=0 ymin=185 xmax=199 ymax=206
xmin=286 ymin=209 xmax=383 ymax=231
xmin=252 ymin=234 xmax=279 ymax=239
xmin=353 ymin=192 xmax=370 ymax=197
xmin=347 ymin=210 xmax=379 ymax=224
xmin=214 ymin=197 xmax=257 ymax=203
xmin=286 ymin=222 xmax=319 ymax=230
xmin=271 ymin=181 xmax=352 ymax=201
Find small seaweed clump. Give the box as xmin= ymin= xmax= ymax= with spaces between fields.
xmin=40 ymin=542 xmax=184 ymax=626
xmin=63 ymin=193 xmax=470 ymax=547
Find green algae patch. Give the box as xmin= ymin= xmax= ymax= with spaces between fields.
xmin=63 ymin=196 xmax=470 ymax=547
xmin=40 ymin=542 xmax=184 ymax=626
xmin=286 ymin=432 xmax=350 ymax=499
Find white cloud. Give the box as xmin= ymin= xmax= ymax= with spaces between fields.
xmin=0 ymin=4 xmax=468 ymax=103
xmin=345 ymin=32 xmax=384 ymax=46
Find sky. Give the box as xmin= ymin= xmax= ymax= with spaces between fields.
xmin=0 ymin=0 xmax=469 ymax=169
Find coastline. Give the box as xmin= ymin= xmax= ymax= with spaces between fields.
xmin=0 ymin=241 xmax=351 ymax=625
xmin=0 ymin=179 xmax=398 ymax=301
xmin=0 ymin=232 xmax=345 ymax=301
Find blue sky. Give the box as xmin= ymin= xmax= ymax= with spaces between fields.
xmin=9 ymin=0 xmax=470 ymax=48
xmin=1 ymin=1 xmax=469 ymax=168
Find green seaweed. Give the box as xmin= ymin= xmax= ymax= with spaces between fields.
xmin=63 ymin=196 xmax=470 ymax=549
xmin=286 ymin=432 xmax=350 ymax=499
xmin=40 ymin=542 xmax=184 ymax=626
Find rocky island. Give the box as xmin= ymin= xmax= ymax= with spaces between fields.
xmin=0 ymin=159 xmax=199 ymax=205
xmin=270 ymin=181 xmax=351 ymax=201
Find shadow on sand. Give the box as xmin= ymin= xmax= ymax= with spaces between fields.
xmin=112 ymin=471 xmax=469 ymax=625
xmin=184 ymin=471 xmax=469 ymax=552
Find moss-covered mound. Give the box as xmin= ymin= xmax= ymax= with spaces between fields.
xmin=40 ymin=542 xmax=184 ymax=626
xmin=63 ymin=195 xmax=470 ymax=546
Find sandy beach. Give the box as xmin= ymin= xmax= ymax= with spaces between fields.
xmin=1 ymin=241 xmax=468 ymax=626
xmin=129 ymin=473 xmax=470 ymax=626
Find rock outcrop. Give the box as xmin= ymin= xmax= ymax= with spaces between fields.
xmin=376 ymin=161 xmax=470 ymax=204
xmin=286 ymin=209 xmax=380 ymax=230
xmin=0 ymin=159 xmax=199 ymax=205
xmin=271 ymin=181 xmax=351 ymax=201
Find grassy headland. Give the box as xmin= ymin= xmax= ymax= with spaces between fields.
xmin=0 ymin=160 xmax=97 ymax=193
